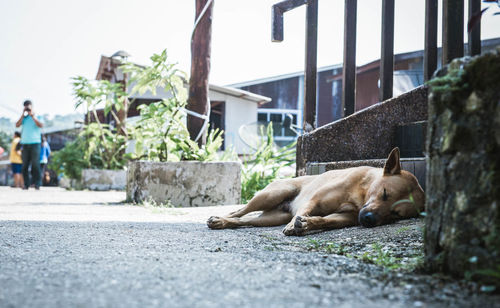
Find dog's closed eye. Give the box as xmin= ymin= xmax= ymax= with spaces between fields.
xmin=383 ymin=188 xmax=388 ymax=201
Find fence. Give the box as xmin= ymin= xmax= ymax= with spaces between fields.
xmin=271 ymin=0 xmax=482 ymax=129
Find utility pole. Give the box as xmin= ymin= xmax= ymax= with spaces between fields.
xmin=187 ymin=0 xmax=214 ymax=146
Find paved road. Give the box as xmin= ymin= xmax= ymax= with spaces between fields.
xmin=0 ymin=187 xmax=498 ymax=308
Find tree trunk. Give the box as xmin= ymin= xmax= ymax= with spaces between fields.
xmin=187 ymin=0 xmax=213 ymax=146
xmin=116 ymin=73 xmax=128 ymax=137
xmin=425 ymin=49 xmax=500 ymax=287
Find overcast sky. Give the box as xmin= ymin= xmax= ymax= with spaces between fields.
xmin=1 ymin=0 xmax=499 ymax=119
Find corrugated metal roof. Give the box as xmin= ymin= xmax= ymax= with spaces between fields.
xmin=228 ymin=37 xmax=500 ymax=88
xmin=227 ymin=63 xmax=342 ymax=88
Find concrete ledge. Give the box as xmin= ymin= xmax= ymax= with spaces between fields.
xmin=306 ymin=157 xmax=426 ymax=190
xmin=297 ymin=86 xmax=428 ymax=175
xmin=0 ymin=162 xmax=12 ymax=186
xmin=82 ymin=169 xmax=126 ymax=191
xmin=127 ymin=161 xmax=241 ymax=207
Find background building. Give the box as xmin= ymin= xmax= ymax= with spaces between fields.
xmin=230 ymin=37 xmax=500 ymax=131
xmin=94 ymin=55 xmax=271 ymax=154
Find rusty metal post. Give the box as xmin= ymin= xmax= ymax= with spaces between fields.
xmin=380 ymin=0 xmax=394 ymax=102
xmin=271 ymin=0 xmax=317 ymax=130
xmin=272 ymin=0 xmax=307 ymax=42
xmin=424 ymin=0 xmax=438 ymax=81
xmin=342 ymin=0 xmax=357 ymax=117
xmin=304 ymin=0 xmax=318 ymax=130
xmin=443 ymin=0 xmax=464 ymax=65
xmin=468 ymin=0 xmax=481 ymax=56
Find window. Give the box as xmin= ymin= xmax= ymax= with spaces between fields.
xmin=257 ymin=108 xmax=300 ymax=146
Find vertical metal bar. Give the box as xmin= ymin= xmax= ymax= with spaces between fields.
xmin=304 ymin=0 xmax=318 ymax=130
xmin=380 ymin=0 xmax=394 ymax=102
xmin=468 ymin=0 xmax=481 ymax=56
xmin=342 ymin=0 xmax=357 ymax=117
xmin=272 ymin=5 xmax=284 ymax=42
xmin=424 ymin=0 xmax=438 ymax=81
xmin=443 ymin=0 xmax=464 ymax=65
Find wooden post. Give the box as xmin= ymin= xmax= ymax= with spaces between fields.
xmin=443 ymin=0 xmax=464 ymax=65
xmin=468 ymin=0 xmax=481 ymax=56
xmin=379 ymin=0 xmax=394 ymax=102
xmin=116 ymin=73 xmax=128 ymax=136
xmin=342 ymin=0 xmax=357 ymax=117
xmin=304 ymin=0 xmax=318 ymax=130
xmin=424 ymin=0 xmax=438 ymax=81
xmin=187 ymin=0 xmax=213 ymax=145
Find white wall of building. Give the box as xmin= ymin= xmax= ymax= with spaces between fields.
xmin=209 ymin=90 xmax=258 ymax=155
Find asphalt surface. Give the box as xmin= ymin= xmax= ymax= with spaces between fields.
xmin=0 ymin=187 xmax=498 ymax=308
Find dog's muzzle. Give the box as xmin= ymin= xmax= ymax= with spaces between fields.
xmin=358 ymin=208 xmax=378 ymax=228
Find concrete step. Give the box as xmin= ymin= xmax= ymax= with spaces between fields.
xmin=306 ymin=157 xmax=426 ymax=191
xmin=296 ymin=86 xmax=428 ymax=176
xmin=396 ymin=121 xmax=427 ymax=158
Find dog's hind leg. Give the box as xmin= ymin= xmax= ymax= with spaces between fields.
xmin=225 ymin=179 xmax=300 ymax=219
xmin=207 ymin=210 xmax=293 ymax=229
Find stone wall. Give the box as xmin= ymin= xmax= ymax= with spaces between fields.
xmin=127 ymin=161 xmax=241 ymax=207
xmin=81 ymin=169 xmax=126 ymax=191
xmin=425 ymin=48 xmax=500 ymax=286
xmin=296 ymin=86 xmax=428 ymax=175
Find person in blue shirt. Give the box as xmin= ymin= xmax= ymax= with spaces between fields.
xmin=15 ymin=100 xmax=44 ymax=190
xmin=40 ymin=135 xmax=51 ymax=185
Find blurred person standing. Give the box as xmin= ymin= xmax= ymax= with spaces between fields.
xmin=15 ymin=100 xmax=43 ymax=190
xmin=9 ymin=132 xmax=24 ymax=188
xmin=39 ymin=135 xmax=51 ymax=186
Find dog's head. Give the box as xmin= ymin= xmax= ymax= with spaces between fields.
xmin=358 ymin=148 xmax=425 ymax=228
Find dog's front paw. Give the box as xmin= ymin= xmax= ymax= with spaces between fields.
xmin=207 ymin=216 xmax=226 ymax=229
xmin=293 ymin=216 xmax=308 ymax=235
xmin=282 ymin=222 xmax=296 ymax=236
xmin=283 ymin=216 xmax=308 ymax=236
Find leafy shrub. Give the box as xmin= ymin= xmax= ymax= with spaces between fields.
xmin=49 ymin=139 xmax=87 ymax=180
xmin=49 ymin=125 xmax=128 ymax=180
xmin=0 ymin=131 xmax=12 ymax=155
xmin=126 ymin=50 xmax=226 ymax=162
xmin=78 ymin=123 xmax=129 ymax=170
xmin=54 ymin=49 xmax=228 ymax=180
xmin=131 ymin=98 xmax=225 ymax=162
xmin=240 ymin=124 xmax=296 ymax=204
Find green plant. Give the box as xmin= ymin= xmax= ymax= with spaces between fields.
xmin=49 ymin=139 xmax=87 ymax=180
xmin=391 ymin=193 xmax=426 ymax=217
xmin=0 ymin=131 xmax=12 ymax=154
xmin=57 ymin=49 xmax=231 ymax=181
xmin=395 ymin=226 xmax=411 ymax=234
xmin=132 ymin=97 xmax=225 ymax=162
xmin=360 ymin=243 xmax=402 ymax=270
xmin=124 ymin=50 xmax=227 ymax=162
xmin=72 ymin=76 xmax=128 ymax=131
xmin=78 ymin=123 xmax=129 ymax=170
xmin=69 ymin=74 xmax=130 ymax=173
xmin=241 ymin=123 xmax=296 ymax=203
xmin=306 ymin=239 xmax=347 ymax=255
xmin=466 ymin=257 xmax=500 ymax=291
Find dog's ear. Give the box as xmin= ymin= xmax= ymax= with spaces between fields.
xmin=384 ymin=147 xmax=401 ymax=175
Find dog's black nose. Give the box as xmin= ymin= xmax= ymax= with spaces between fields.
xmin=359 ymin=211 xmax=377 ymax=228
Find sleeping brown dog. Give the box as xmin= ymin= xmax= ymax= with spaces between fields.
xmin=207 ymin=147 xmax=425 ymax=236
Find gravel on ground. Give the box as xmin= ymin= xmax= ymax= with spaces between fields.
xmin=0 ymin=187 xmax=498 ymax=308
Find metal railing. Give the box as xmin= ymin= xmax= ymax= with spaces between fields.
xmin=272 ymin=0 xmax=482 ymax=130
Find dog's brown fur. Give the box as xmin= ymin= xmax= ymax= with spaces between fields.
xmin=207 ymin=148 xmax=425 ymax=236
